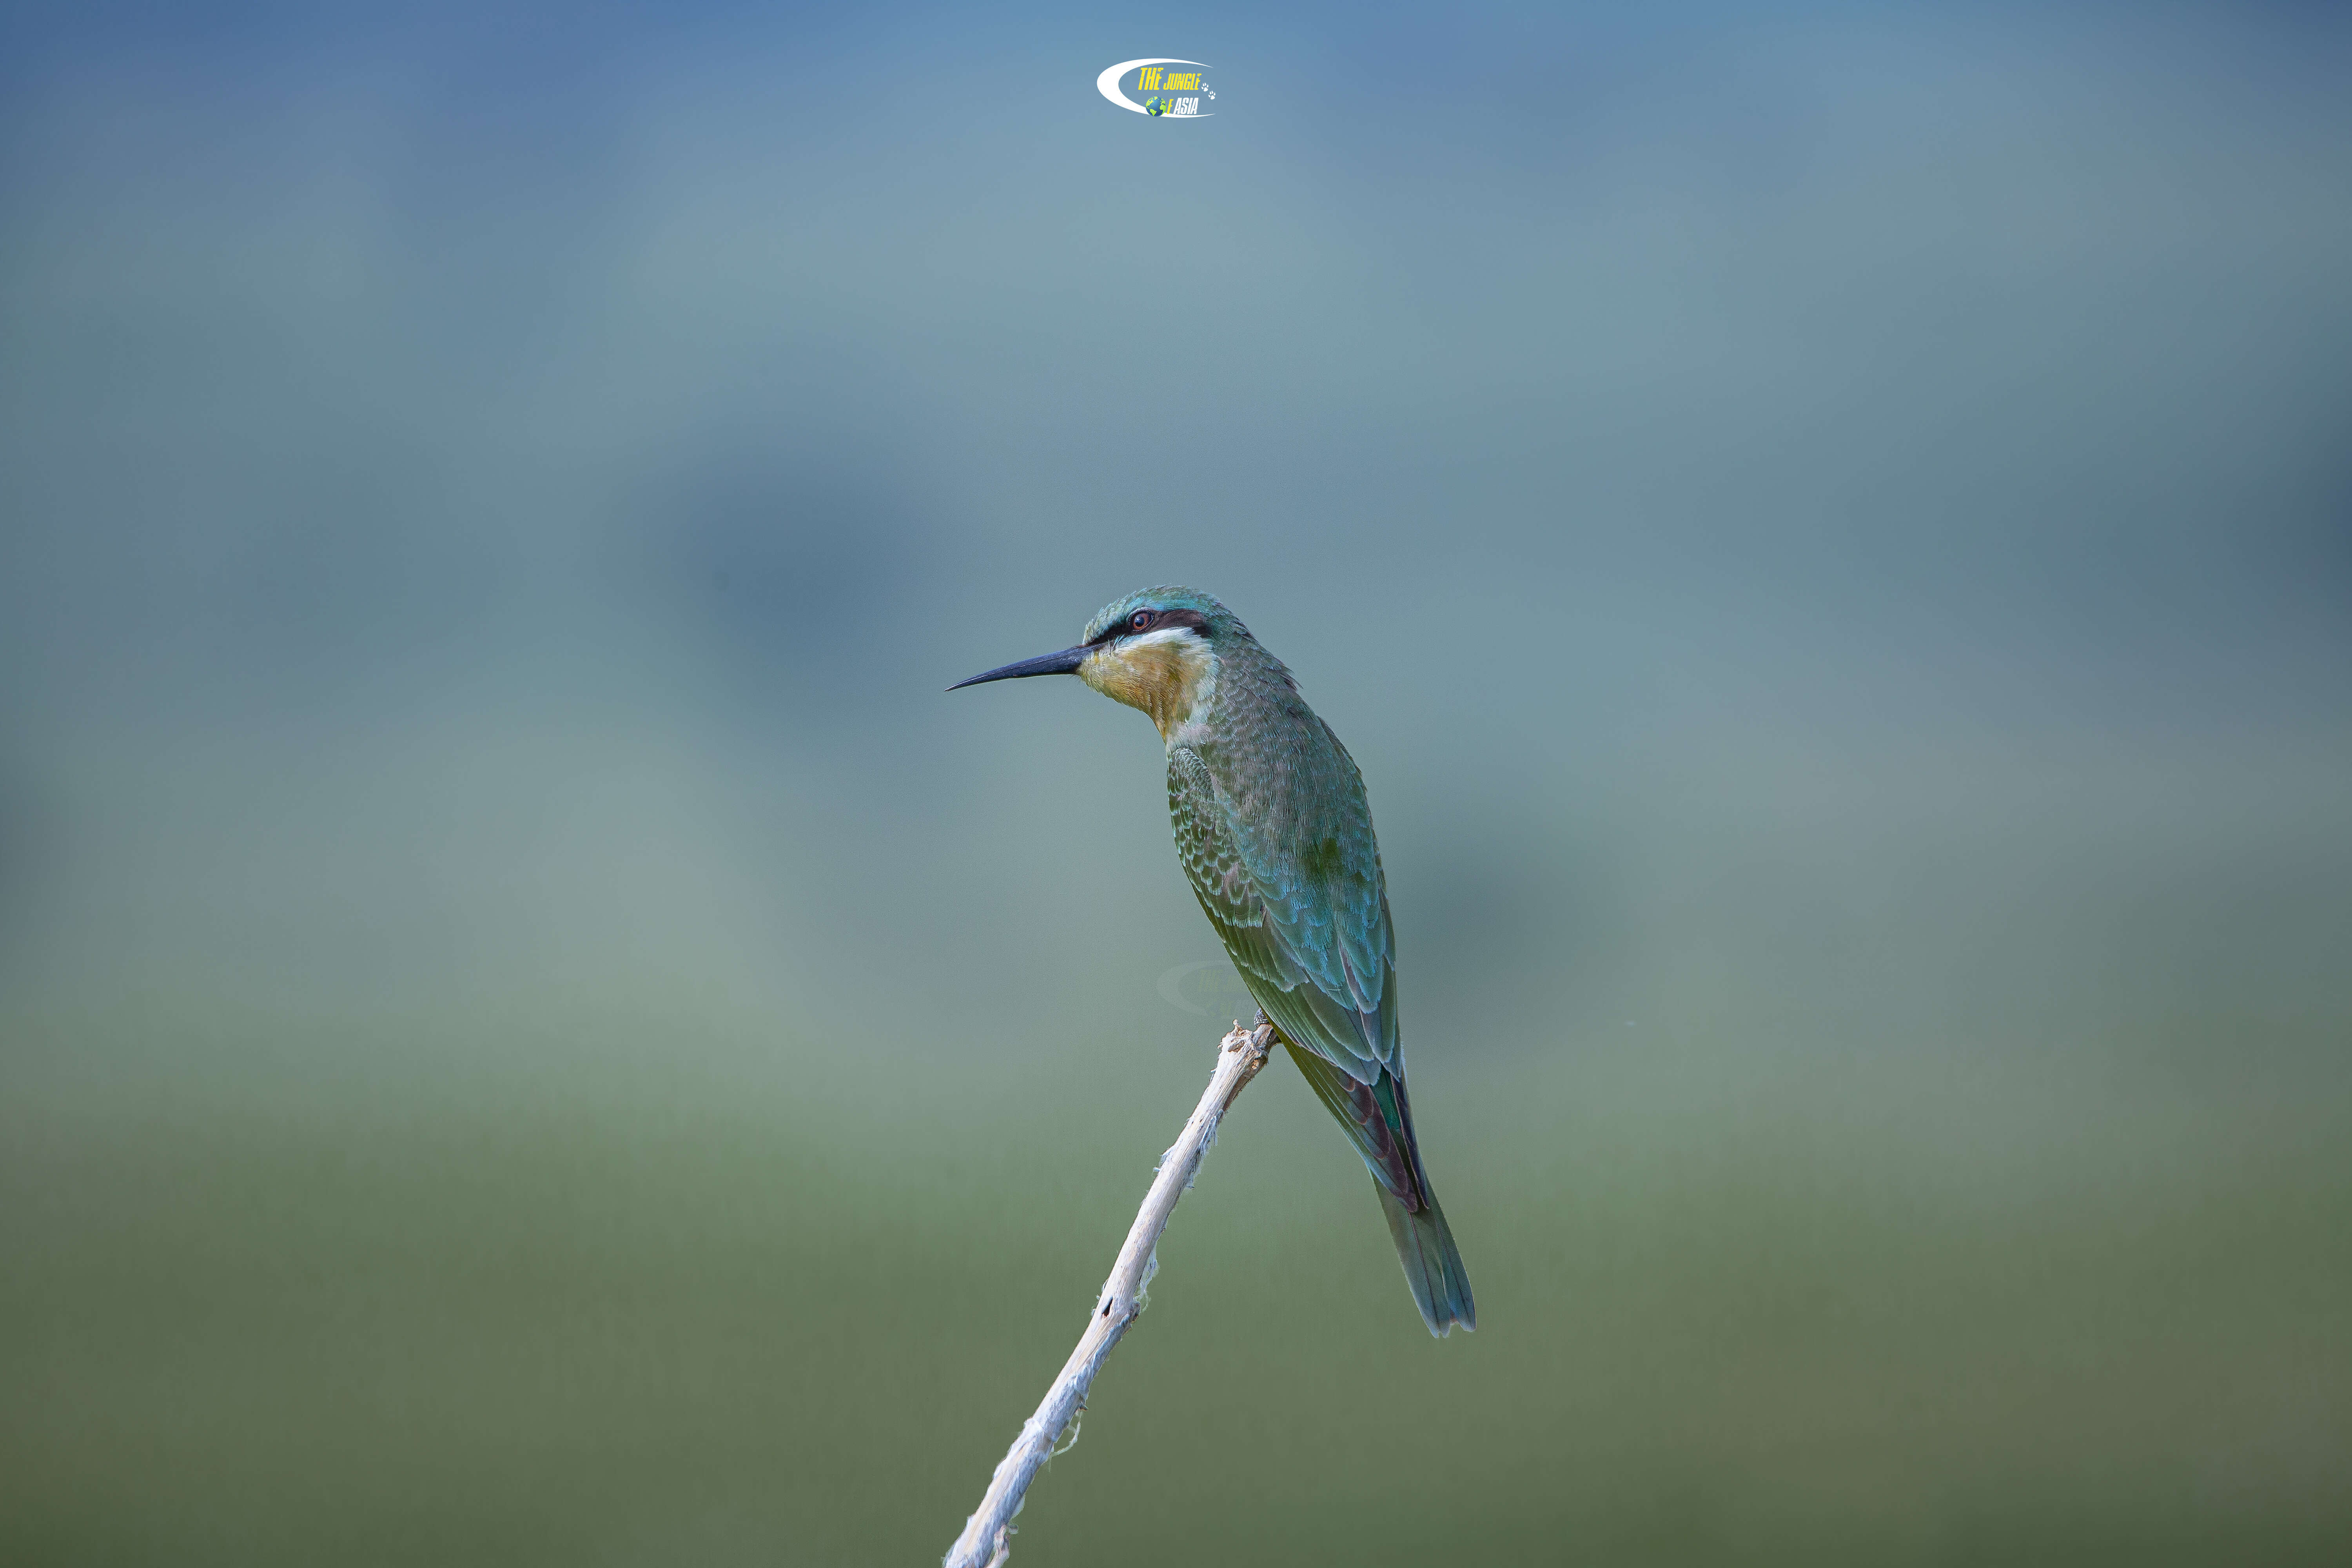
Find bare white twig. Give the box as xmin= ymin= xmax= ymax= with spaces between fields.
xmin=943 ymin=1016 xmax=1278 ymax=1568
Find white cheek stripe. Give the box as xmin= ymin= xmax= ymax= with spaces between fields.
xmin=1117 ymin=626 xmax=1199 ymax=652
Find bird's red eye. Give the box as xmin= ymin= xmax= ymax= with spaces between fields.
xmin=1130 ymin=610 xmax=1153 ymax=630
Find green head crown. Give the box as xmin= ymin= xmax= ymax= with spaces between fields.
xmin=1079 ymin=586 xmax=1248 ymax=648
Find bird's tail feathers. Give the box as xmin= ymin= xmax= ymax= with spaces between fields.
xmin=1377 ymin=1182 xmax=1477 ymax=1338
xmin=1283 ymin=1040 xmax=1477 ymax=1337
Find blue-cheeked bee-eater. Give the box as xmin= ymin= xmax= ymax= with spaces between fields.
xmin=952 ymin=587 xmax=1475 ymax=1336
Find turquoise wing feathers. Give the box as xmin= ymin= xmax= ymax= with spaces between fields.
xmin=1168 ymin=741 xmax=1394 ymax=1085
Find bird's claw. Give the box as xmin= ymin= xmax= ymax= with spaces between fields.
xmin=1222 ymin=1014 xmax=1275 ymax=1055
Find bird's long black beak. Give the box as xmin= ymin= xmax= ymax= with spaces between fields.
xmin=948 ymin=646 xmax=1091 ymax=691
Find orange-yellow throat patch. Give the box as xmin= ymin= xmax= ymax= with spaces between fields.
xmin=1079 ymin=630 xmax=1216 ymax=739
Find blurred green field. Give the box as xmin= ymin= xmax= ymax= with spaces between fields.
xmin=7 ymin=998 xmax=2345 ymax=1566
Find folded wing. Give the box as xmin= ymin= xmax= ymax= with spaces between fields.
xmin=1168 ymin=740 xmax=1397 ymax=1088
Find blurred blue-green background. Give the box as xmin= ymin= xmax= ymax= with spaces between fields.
xmin=4 ymin=4 xmax=2349 ymax=1564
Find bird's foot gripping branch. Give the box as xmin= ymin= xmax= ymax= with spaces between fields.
xmin=942 ymin=1017 xmax=1277 ymax=1568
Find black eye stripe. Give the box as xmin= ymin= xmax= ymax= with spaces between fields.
xmin=1086 ymin=606 xmax=1210 ymax=646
